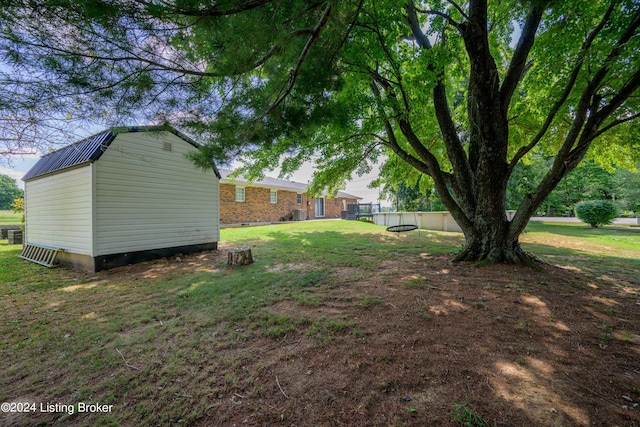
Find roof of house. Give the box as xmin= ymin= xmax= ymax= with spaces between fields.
xmin=218 ymin=169 xmax=362 ymax=200
xmin=23 ymin=125 xmax=221 ymax=181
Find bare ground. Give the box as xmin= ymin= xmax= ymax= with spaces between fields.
xmin=118 ymin=247 xmax=639 ymax=425
xmin=3 ymin=243 xmax=640 ymax=426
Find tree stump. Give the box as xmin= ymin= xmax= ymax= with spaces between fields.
xmin=228 ymin=247 xmax=253 ymax=266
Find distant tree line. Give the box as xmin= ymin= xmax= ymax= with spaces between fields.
xmin=0 ymin=174 xmax=23 ymax=210
xmin=376 ymin=159 xmax=640 ymax=216
xmin=508 ymin=158 xmax=639 ymax=216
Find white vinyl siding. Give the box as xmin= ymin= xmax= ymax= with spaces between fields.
xmin=24 ymin=166 xmax=93 ymax=255
xmin=94 ymin=132 xmax=219 ymax=256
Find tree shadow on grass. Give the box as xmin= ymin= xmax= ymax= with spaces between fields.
xmin=3 ymin=226 xmax=639 ymax=426
xmin=522 ymin=242 xmax=640 ymax=286
xmin=238 ymin=228 xmax=640 ymax=426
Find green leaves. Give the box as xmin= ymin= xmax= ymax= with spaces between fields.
xmin=1 ymin=0 xmax=639 ymax=255
xmin=0 ymin=175 xmax=23 ymax=210
xmin=575 ymin=200 xmax=619 ymax=228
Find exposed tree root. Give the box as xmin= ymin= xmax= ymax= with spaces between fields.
xmin=452 ymin=242 xmax=545 ymax=269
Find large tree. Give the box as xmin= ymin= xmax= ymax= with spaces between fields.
xmin=1 ymin=0 xmax=639 ymax=263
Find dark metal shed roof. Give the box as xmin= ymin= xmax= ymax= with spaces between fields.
xmin=22 ymin=126 xmax=221 ymax=181
xmin=22 ymin=130 xmax=115 ymax=181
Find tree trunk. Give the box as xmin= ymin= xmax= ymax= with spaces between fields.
xmin=451 ymin=168 xmax=539 ymax=266
xmin=452 ymin=216 xmax=538 ymax=266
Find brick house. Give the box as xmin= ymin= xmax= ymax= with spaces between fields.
xmin=219 ymin=169 xmax=361 ymax=225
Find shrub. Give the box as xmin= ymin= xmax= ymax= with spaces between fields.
xmin=11 ymin=198 xmax=23 ymax=213
xmin=574 ymin=200 xmax=618 ymax=228
xmin=12 ymin=198 xmax=25 ymax=229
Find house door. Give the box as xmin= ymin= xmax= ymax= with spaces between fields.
xmin=314 ymin=198 xmax=325 ymax=217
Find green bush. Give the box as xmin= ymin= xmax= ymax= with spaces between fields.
xmin=574 ymin=200 xmax=618 ymax=228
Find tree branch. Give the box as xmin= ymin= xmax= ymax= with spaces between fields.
xmin=507 ymin=1 xmax=618 ymax=174
xmin=250 ymin=28 xmax=317 ymax=69
xmin=262 ymin=3 xmax=332 ymax=117
xmin=371 ymin=69 xmax=471 ymax=229
xmin=369 ymin=81 xmax=430 ymax=175
xmin=397 ymin=117 xmax=473 ymax=231
xmin=12 ymin=38 xmax=224 ymax=78
xmin=139 ymin=0 xmax=276 ymax=17
xmin=499 ymin=2 xmax=547 ymax=110
xmin=595 ymin=111 xmax=640 ymax=138
xmin=510 ymin=7 xmax=640 ymax=238
xmin=327 ymin=0 xmax=364 ymax=66
xmin=405 ymin=2 xmax=475 ymax=210
xmin=445 ymin=0 xmax=469 ymax=20
xmin=579 ymin=68 xmax=640 ymax=146
xmin=558 ymin=5 xmax=640 ymax=161
xmin=414 ymin=8 xmax=461 ymax=29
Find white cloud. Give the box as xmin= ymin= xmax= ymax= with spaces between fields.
xmin=0 ymin=167 xmax=25 ymax=181
xmin=0 ymin=156 xmax=39 ymax=189
xmin=255 ymin=160 xmax=388 ymax=205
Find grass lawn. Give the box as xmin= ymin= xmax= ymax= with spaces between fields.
xmin=0 ymin=210 xmax=22 ymax=225
xmin=1 ymin=220 xmax=639 ymax=426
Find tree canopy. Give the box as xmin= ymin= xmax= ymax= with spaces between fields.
xmin=0 ymin=174 xmax=23 ymax=210
xmin=1 ymin=0 xmax=638 ymax=263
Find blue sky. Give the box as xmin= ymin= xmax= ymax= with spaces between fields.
xmin=1 ymin=155 xmax=38 ymax=190
xmin=2 ymin=59 xmax=384 ymax=201
xmin=2 ymin=151 xmax=385 ymax=204
xmin=279 ymin=160 xmax=385 ymax=204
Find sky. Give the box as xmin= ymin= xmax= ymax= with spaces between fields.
xmin=1 ymin=155 xmax=39 ymax=189
xmin=2 ymin=150 xmax=388 ymax=205
xmin=272 ymin=160 xmax=386 ymax=205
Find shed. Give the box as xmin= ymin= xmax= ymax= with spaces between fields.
xmin=22 ymin=126 xmax=221 ymax=272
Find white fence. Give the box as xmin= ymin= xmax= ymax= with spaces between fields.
xmin=373 ymin=211 xmax=517 ymax=232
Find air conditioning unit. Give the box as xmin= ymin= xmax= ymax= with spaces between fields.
xmin=292 ymin=209 xmax=306 ymax=221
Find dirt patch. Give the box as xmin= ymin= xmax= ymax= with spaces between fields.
xmin=98 ymin=243 xmax=234 ymax=280
xmin=93 ymin=249 xmax=640 ymax=426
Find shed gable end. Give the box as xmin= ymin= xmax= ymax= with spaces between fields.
xmin=94 ymin=131 xmax=220 ymax=256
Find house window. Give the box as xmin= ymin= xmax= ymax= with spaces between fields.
xmin=235 ymin=186 xmax=245 ymax=202
xmin=270 ymin=190 xmax=278 ymax=204
xmin=297 ymin=194 xmax=302 ymax=205
xmin=334 ymin=198 xmax=339 ymax=207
